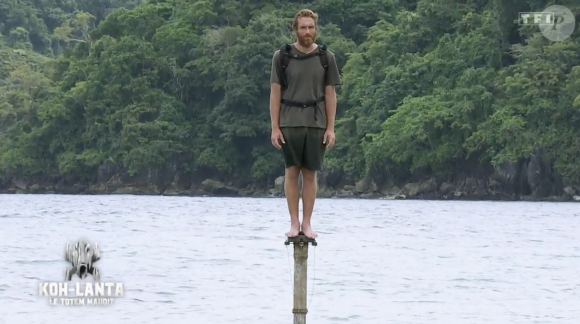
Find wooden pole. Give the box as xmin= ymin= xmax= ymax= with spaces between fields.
xmin=285 ymin=231 xmax=317 ymax=324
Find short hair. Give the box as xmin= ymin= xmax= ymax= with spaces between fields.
xmin=292 ymin=9 xmax=318 ymax=31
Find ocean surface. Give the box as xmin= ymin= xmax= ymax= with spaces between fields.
xmin=0 ymin=194 xmax=578 ymax=324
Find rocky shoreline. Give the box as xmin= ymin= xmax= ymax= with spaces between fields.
xmin=2 ymin=176 xmax=579 ymax=202
xmin=3 ymin=145 xmax=580 ymax=202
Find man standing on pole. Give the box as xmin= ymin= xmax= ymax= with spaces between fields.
xmin=269 ymin=9 xmax=342 ymax=239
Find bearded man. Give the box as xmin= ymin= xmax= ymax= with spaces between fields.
xmin=269 ymin=9 xmax=341 ymax=239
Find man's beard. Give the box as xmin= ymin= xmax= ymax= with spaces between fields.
xmin=297 ymin=33 xmax=316 ymax=47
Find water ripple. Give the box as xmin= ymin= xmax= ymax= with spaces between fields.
xmin=0 ymin=195 xmax=578 ymax=323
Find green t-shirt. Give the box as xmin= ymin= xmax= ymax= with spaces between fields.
xmin=270 ymin=45 xmax=342 ymax=129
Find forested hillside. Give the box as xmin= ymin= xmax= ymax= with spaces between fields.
xmin=1 ymin=0 xmax=579 ymax=201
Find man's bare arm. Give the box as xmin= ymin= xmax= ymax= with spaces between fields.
xmin=270 ymin=83 xmax=282 ymax=129
xmin=325 ymin=85 xmax=337 ymax=131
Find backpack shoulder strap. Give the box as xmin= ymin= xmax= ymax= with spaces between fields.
xmin=276 ymin=44 xmax=328 ymax=90
xmin=318 ymin=44 xmax=329 ymax=71
xmin=277 ymin=44 xmax=292 ymax=91
xmin=318 ymin=44 xmax=329 ymax=84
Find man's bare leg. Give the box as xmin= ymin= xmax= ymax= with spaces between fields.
xmin=301 ymin=168 xmax=318 ymax=238
xmin=284 ymin=166 xmax=301 ymax=237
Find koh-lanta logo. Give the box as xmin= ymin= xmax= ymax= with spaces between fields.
xmin=38 ymin=240 xmax=124 ymax=306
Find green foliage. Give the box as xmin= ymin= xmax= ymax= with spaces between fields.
xmin=1 ymin=0 xmax=580 ymax=188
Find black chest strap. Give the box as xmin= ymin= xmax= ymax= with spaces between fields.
xmin=281 ymin=96 xmax=325 ymax=120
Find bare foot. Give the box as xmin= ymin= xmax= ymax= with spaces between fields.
xmin=301 ymin=223 xmax=318 ymax=239
xmin=285 ymin=221 xmax=300 ymax=237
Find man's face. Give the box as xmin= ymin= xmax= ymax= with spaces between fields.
xmin=295 ymin=17 xmax=316 ymax=47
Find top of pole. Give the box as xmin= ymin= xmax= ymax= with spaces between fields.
xmin=284 ymin=232 xmax=317 ymax=246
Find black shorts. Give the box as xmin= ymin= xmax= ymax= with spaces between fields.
xmin=280 ymin=127 xmax=326 ymax=171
